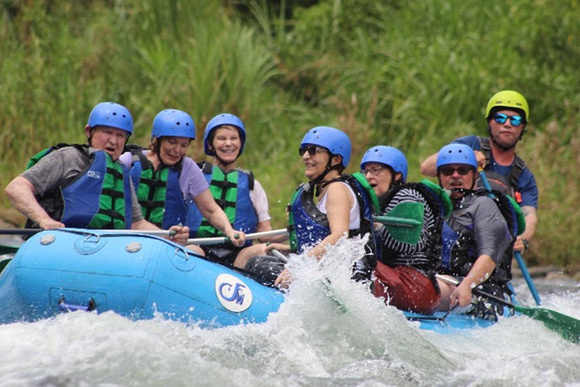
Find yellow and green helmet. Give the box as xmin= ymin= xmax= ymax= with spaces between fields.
xmin=485 ymin=90 xmax=529 ymax=123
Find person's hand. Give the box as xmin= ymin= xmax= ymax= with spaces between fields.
xmin=169 ymin=224 xmax=190 ymax=246
xmin=226 ymin=229 xmax=246 ymax=247
xmin=274 ymin=268 xmax=292 ymax=289
xmin=450 ymin=281 xmax=473 ymax=308
xmin=38 ymin=217 xmax=65 ymax=230
xmin=474 ymin=150 xmax=486 ymax=170
xmin=265 ymin=243 xmax=290 ymax=254
xmin=513 ymin=236 xmax=529 ymax=253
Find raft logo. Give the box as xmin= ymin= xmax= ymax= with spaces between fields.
xmin=215 ymin=273 xmax=253 ymax=312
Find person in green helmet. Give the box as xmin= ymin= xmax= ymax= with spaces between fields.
xmin=420 ymin=90 xmax=538 ymax=254
xmin=5 ymin=102 xmax=190 ymax=245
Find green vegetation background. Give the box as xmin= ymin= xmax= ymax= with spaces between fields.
xmin=1 ymin=0 xmax=578 ymax=270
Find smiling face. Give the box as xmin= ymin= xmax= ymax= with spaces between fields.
xmin=299 ymin=144 xmax=333 ymax=181
xmin=158 ymin=136 xmax=190 ymax=166
xmin=488 ymin=109 xmax=525 ymax=150
xmin=210 ymin=126 xmax=241 ymax=168
xmin=361 ymin=162 xmax=400 ymax=197
xmin=85 ymin=125 xmax=129 ymax=161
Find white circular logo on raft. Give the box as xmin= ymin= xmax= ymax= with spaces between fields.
xmin=215 ymin=274 xmax=253 ymax=312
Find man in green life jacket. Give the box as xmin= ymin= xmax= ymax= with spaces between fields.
xmin=4 ymin=102 xmax=190 ymax=245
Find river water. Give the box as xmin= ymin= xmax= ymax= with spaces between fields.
xmin=0 ymin=239 xmax=578 ymax=387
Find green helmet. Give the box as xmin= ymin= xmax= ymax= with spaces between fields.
xmin=485 ymin=90 xmax=529 ymax=123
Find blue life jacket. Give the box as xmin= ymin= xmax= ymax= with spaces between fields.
xmin=129 ymin=148 xmax=188 ymax=229
xmin=61 ymin=149 xmax=133 ymax=229
xmin=187 ymin=162 xmax=257 ymax=245
xmin=287 ymin=174 xmax=378 ymax=258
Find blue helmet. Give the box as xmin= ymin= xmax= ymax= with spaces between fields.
xmin=203 ymin=113 xmax=246 ymax=156
xmin=151 ymin=109 xmax=196 ymax=140
xmin=87 ymin=102 xmax=133 ymax=134
xmin=436 ymin=144 xmax=477 ymax=170
xmin=301 ymin=126 xmax=351 ymax=168
xmin=360 ymin=145 xmax=408 ymax=183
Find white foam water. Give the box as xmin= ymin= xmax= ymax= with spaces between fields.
xmin=0 ymin=238 xmax=578 ymax=386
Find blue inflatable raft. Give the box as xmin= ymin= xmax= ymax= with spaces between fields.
xmin=0 ymin=229 xmax=499 ymax=331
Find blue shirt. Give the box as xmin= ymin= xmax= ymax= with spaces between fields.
xmin=452 ymin=135 xmax=539 ymax=209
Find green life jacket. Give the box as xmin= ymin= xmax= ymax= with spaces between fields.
xmin=128 ymin=146 xmax=187 ymax=229
xmin=187 ymin=162 xmax=257 ymax=244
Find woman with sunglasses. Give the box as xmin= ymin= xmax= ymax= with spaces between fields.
xmin=435 ymin=144 xmax=516 ymax=320
xmin=186 ymin=113 xmax=281 ymax=269
xmin=267 ymin=126 xmax=379 ymax=288
xmin=420 ymin=90 xmax=538 ymax=255
xmin=356 ymin=145 xmax=447 ymax=314
xmin=120 ymin=109 xmax=246 ymax=256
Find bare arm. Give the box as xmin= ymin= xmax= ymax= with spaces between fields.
xmin=420 ymin=152 xmax=439 ymax=177
xmin=421 ymin=150 xmax=486 ymax=177
xmin=306 ymin=182 xmax=353 ymax=260
xmin=5 ymin=176 xmax=64 ymax=229
xmin=514 ymin=206 xmax=538 ymax=252
xmin=192 ymin=189 xmax=245 ymax=246
xmin=451 ymin=254 xmax=496 ymax=308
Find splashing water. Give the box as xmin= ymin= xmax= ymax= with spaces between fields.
xmin=0 ymin=239 xmax=578 ymax=386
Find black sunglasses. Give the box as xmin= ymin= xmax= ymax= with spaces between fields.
xmin=298 ymin=145 xmax=328 ymax=156
xmin=439 ymin=166 xmax=474 ymax=176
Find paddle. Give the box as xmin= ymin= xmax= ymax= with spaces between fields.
xmin=436 ymin=274 xmax=580 ymax=343
xmin=188 ymin=228 xmax=289 ymax=245
xmin=478 ymin=169 xmax=542 ymax=306
xmin=375 ymin=201 xmax=424 ymax=245
xmin=188 ymin=201 xmax=424 ymax=246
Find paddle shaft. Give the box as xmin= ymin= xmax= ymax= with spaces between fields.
xmin=187 ymin=228 xmax=288 ymax=245
xmin=479 ymin=169 xmax=541 ymax=305
xmin=435 ymin=274 xmax=516 ymax=308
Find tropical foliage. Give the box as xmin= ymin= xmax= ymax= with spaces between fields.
xmin=1 ymin=0 xmax=578 ymax=268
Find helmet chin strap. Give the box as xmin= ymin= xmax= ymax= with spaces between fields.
xmin=311 ymin=158 xmax=343 ymax=197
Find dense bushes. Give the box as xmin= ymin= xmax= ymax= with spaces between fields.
xmin=0 ymin=0 xmax=578 ymax=267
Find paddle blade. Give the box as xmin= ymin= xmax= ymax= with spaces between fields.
xmin=376 ymin=202 xmax=424 ymax=245
xmin=515 ymin=305 xmax=580 ymax=344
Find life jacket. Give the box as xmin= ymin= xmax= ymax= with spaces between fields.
xmin=440 ymin=189 xmax=525 ymax=284
xmin=477 ymin=136 xmax=527 ymax=203
xmin=26 ymin=144 xmax=132 ymax=229
xmin=376 ymin=180 xmax=448 ymax=274
xmin=128 ymin=146 xmax=188 ymax=229
xmin=187 ymin=162 xmax=258 ymax=245
xmin=287 ymin=173 xmax=379 ymax=259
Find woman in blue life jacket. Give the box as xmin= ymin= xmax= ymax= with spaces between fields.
xmin=267 ymin=126 xmax=378 ymax=289
xmin=186 ymin=113 xmax=282 ymax=268
xmin=119 ymin=109 xmax=246 ymax=256
xmin=358 ymin=146 xmax=444 ymax=314
xmin=435 ymin=144 xmax=515 ymax=320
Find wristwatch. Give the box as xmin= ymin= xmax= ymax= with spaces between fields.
xmin=521 ymin=238 xmax=530 ymax=252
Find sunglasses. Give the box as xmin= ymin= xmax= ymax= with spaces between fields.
xmin=439 ymin=166 xmax=474 ymax=176
xmin=298 ymin=145 xmax=328 ymax=156
xmin=493 ymin=113 xmax=523 ymax=126
xmin=361 ymin=166 xmax=386 ymax=176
